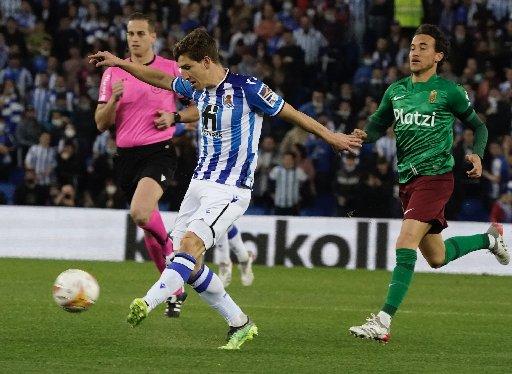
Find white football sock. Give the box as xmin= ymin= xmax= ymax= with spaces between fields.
xmin=191 ymin=265 xmax=247 ymax=326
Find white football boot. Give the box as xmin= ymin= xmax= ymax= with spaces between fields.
xmin=218 ymin=261 xmax=233 ymax=287
xmin=239 ymin=251 xmax=255 ymax=286
xmin=349 ymin=313 xmax=390 ymax=343
xmin=487 ymin=223 xmax=510 ymax=265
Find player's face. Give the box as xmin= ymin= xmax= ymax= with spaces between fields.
xmin=127 ymin=20 xmax=156 ymax=57
xmin=178 ymin=54 xmax=209 ymax=90
xmin=409 ymin=34 xmax=443 ymax=74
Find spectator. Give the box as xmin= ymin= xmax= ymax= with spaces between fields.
xmin=13 ymin=168 xmax=48 ymax=205
xmin=96 ymin=178 xmax=125 ymax=209
xmin=0 ymin=53 xmax=32 ymax=96
xmin=0 ymin=118 xmax=14 ymax=181
xmin=24 ymin=132 xmax=56 ymax=187
xmin=53 ymin=183 xmax=76 ymax=207
xmin=253 ymin=136 xmax=279 ymax=208
xmin=269 ymin=152 xmax=308 ymax=216
xmin=334 ymin=153 xmax=360 ymax=216
xmin=489 ymin=182 xmax=512 ymax=223
xmin=15 ymin=104 xmax=40 ymax=163
xmin=30 ymin=72 xmax=51 ymax=125
xmin=482 ymin=142 xmax=509 ymax=203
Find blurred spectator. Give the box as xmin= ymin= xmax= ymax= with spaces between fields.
xmin=489 ymin=182 xmax=512 ymax=223
xmin=482 ymin=142 xmax=509 ymax=203
xmin=15 ymin=104 xmax=41 ymax=162
xmin=269 ymin=151 xmax=308 ymax=216
xmin=334 ymin=153 xmax=360 ymax=216
xmin=253 ymin=136 xmax=279 ymax=208
xmin=96 ymin=178 xmax=125 ymax=209
xmin=30 ymin=72 xmax=51 ymax=124
xmin=13 ymin=168 xmax=48 ymax=205
xmin=24 ymin=132 xmax=56 ymax=187
xmin=0 ymin=118 xmax=14 ymax=181
xmin=53 ymin=183 xmax=76 ymax=207
xmin=0 ymin=53 xmax=32 ymax=96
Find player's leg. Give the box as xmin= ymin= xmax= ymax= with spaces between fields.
xmin=128 ymin=181 xmax=257 ymax=348
xmin=420 ymin=225 xmax=509 ymax=268
xmin=216 ymin=234 xmax=233 ymax=287
xmin=350 ymin=218 xmax=428 ymax=342
xmin=188 ymin=254 xmax=257 ymax=349
xmin=130 ymin=177 xmax=170 ymax=272
xmin=227 ymin=224 xmax=255 ymax=286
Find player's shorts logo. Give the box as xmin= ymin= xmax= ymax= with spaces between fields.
xmin=151 ymin=87 xmax=163 ymax=94
xmin=429 ymin=90 xmax=437 ymax=103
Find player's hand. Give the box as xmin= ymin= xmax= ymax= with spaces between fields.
xmin=351 ymin=129 xmax=367 ymax=140
xmin=112 ymin=81 xmax=124 ymax=102
xmin=154 ymin=110 xmax=176 ymax=130
xmin=88 ymin=51 xmax=123 ymax=67
xmin=329 ymin=133 xmax=363 ymax=154
xmin=465 ymin=154 xmax=482 ymax=178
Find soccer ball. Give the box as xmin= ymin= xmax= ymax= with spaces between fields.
xmin=52 ymin=269 xmax=100 ymax=313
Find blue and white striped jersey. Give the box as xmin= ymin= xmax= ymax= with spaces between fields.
xmin=172 ymin=70 xmax=284 ymax=188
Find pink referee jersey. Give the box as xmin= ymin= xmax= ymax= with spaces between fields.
xmin=98 ymin=55 xmax=180 ymax=147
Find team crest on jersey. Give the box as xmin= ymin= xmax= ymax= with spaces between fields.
xmin=257 ymin=84 xmax=278 ymax=107
xmin=429 ymin=90 xmax=437 ymax=103
xmin=223 ymin=94 xmax=234 ymax=108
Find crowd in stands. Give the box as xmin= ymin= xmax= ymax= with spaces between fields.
xmin=1 ymin=0 xmax=512 ymax=222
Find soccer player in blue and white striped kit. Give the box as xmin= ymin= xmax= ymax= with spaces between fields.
xmin=90 ymin=29 xmax=362 ymax=349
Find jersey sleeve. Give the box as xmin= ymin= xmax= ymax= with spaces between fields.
xmin=243 ymin=77 xmax=285 ymax=117
xmin=368 ymin=85 xmax=394 ymax=126
xmin=447 ymin=84 xmax=471 ymax=117
xmin=98 ymin=68 xmax=113 ymax=103
xmin=171 ymin=77 xmax=194 ymax=99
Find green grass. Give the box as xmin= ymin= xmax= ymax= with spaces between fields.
xmin=1 ymin=258 xmax=511 ymax=373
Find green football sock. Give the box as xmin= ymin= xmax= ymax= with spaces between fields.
xmin=382 ymin=248 xmax=417 ymax=317
xmin=443 ymin=234 xmax=490 ymax=265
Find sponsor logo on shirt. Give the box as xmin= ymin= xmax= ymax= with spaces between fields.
xmin=257 ymin=84 xmax=278 ymax=107
xmin=393 ymin=108 xmax=436 ymax=127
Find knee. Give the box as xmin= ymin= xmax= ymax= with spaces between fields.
xmin=180 ymin=232 xmax=205 ymax=259
xmin=396 ymin=231 xmax=418 ymax=249
xmin=426 ymin=257 xmax=445 ymax=269
xmin=130 ymin=207 xmax=150 ymax=227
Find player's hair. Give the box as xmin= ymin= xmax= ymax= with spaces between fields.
xmin=173 ymin=28 xmax=220 ymax=63
xmin=414 ymin=24 xmax=450 ymax=68
xmin=127 ymin=12 xmax=155 ymax=33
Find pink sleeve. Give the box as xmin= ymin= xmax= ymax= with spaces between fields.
xmin=98 ymin=68 xmax=113 ymax=103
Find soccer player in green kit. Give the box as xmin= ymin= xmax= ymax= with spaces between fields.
xmin=349 ymin=24 xmax=510 ymax=342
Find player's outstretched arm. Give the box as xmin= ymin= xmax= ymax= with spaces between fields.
xmin=89 ymin=51 xmax=175 ymax=91
xmin=278 ymin=103 xmax=362 ymax=154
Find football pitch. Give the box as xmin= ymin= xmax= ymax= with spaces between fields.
xmin=1 ymin=258 xmax=511 ymax=373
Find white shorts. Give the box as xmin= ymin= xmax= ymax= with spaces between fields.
xmin=171 ymin=179 xmax=251 ymax=250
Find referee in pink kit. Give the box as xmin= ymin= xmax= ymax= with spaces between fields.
xmin=95 ymin=13 xmax=188 ymax=317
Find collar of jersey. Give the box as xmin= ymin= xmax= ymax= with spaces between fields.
xmin=128 ymin=54 xmax=156 ymax=66
xmin=208 ymin=69 xmax=230 ymax=91
xmin=409 ymin=73 xmax=438 ymax=89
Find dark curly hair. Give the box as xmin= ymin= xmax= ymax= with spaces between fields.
xmin=413 ymin=24 xmax=450 ymax=68
xmin=173 ymin=28 xmax=220 ymax=63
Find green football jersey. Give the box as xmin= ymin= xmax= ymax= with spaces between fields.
xmin=369 ymin=74 xmax=471 ymax=184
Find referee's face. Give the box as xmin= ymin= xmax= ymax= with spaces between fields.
xmin=409 ymin=34 xmax=443 ymax=74
xmin=127 ymin=20 xmax=156 ymax=58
